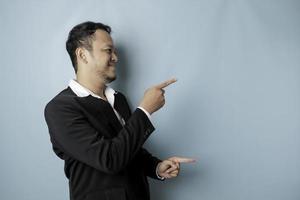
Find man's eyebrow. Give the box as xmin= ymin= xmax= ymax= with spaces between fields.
xmin=103 ymin=44 xmax=114 ymax=48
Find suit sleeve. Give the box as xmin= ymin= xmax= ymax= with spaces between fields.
xmin=44 ymin=98 xmax=154 ymax=174
xmin=116 ymin=92 xmax=164 ymax=180
xmin=137 ymin=148 xmax=164 ymax=180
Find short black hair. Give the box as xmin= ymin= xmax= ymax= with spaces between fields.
xmin=66 ymin=21 xmax=111 ymax=73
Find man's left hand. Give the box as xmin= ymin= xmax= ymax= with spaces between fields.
xmin=157 ymin=156 xmax=196 ymax=179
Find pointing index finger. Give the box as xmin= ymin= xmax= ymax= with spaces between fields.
xmin=170 ymin=157 xmax=196 ymax=164
xmin=155 ymin=78 xmax=177 ymax=89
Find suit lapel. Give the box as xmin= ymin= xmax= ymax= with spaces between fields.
xmin=113 ymin=92 xmax=131 ymax=122
xmin=67 ymin=87 xmax=131 ymax=137
xmin=73 ymin=94 xmax=123 ymax=137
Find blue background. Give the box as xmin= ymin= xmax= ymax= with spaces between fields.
xmin=0 ymin=0 xmax=299 ymax=199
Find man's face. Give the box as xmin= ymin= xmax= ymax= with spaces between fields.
xmin=86 ymin=29 xmax=118 ymax=83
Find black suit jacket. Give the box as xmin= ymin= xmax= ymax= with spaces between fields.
xmin=44 ymin=87 xmax=162 ymax=200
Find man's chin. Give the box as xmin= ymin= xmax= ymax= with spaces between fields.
xmin=105 ymin=75 xmax=117 ymax=83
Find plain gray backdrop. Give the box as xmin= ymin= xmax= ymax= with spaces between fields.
xmin=0 ymin=0 xmax=299 ymax=199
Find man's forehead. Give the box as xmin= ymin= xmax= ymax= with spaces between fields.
xmin=94 ymin=29 xmax=113 ymax=46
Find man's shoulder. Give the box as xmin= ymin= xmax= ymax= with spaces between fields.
xmin=45 ymin=87 xmax=77 ymax=112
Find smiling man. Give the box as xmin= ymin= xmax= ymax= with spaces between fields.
xmin=44 ymin=21 xmax=195 ymax=200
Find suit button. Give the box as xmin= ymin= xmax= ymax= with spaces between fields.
xmin=145 ymin=129 xmax=152 ymax=138
xmin=145 ymin=129 xmax=151 ymax=135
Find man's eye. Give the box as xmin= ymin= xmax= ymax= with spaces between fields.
xmin=105 ymin=49 xmax=112 ymax=53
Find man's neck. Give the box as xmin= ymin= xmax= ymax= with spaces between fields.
xmin=76 ymin=74 xmax=107 ymax=99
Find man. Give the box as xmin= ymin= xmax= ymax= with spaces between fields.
xmin=44 ymin=21 xmax=195 ymax=200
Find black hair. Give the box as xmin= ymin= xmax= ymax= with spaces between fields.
xmin=66 ymin=21 xmax=111 ymax=73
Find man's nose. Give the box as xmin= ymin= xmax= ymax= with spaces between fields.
xmin=111 ymin=51 xmax=118 ymax=63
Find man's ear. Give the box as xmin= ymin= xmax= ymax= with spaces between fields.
xmin=75 ymin=47 xmax=88 ymax=64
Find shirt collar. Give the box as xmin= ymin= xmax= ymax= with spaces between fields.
xmin=68 ymin=79 xmax=117 ymax=106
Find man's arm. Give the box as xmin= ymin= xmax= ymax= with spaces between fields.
xmin=135 ymin=148 xmax=164 ymax=180
xmin=45 ymin=98 xmax=154 ymax=174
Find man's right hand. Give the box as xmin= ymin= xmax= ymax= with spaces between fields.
xmin=139 ymin=78 xmax=177 ymax=115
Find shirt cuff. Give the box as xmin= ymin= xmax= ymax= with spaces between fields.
xmin=156 ymin=163 xmax=165 ymax=180
xmin=137 ymin=107 xmax=151 ymax=121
